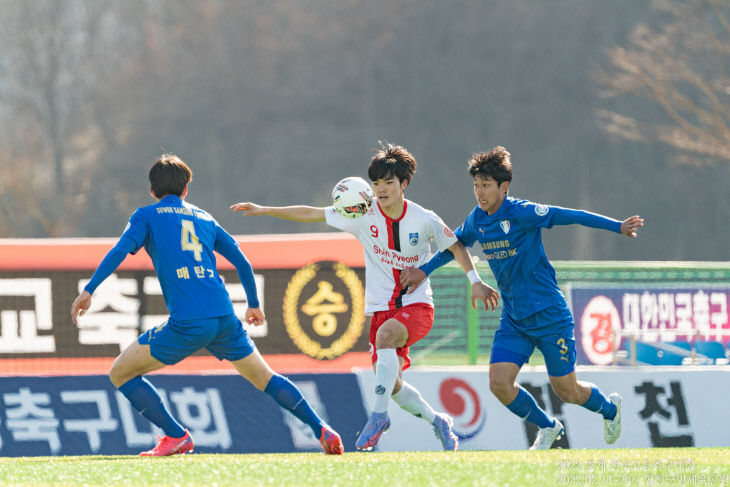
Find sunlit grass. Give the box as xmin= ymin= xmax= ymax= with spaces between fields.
xmin=1 ymin=448 xmax=728 ymax=487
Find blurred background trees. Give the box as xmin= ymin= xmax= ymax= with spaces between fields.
xmin=598 ymin=0 xmax=730 ymax=165
xmin=0 ymin=0 xmax=727 ymax=260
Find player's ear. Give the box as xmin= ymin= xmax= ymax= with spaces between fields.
xmin=149 ymin=187 xmax=157 ymax=200
xmin=501 ymin=181 xmax=510 ymax=195
xmin=181 ymin=185 xmax=188 ymax=198
xmin=401 ymin=179 xmax=408 ymax=192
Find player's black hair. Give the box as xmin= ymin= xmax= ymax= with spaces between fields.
xmin=468 ymin=146 xmax=513 ymax=185
xmin=368 ymin=141 xmax=417 ymax=184
xmin=149 ymin=154 xmax=193 ymax=198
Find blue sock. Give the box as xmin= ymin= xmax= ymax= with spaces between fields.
xmin=265 ymin=374 xmax=324 ymax=437
xmin=506 ymin=386 xmax=555 ymax=429
xmin=118 ymin=376 xmax=186 ymax=438
xmin=581 ymin=384 xmax=617 ymax=420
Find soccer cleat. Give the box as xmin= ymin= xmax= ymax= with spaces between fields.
xmin=432 ymin=413 xmax=459 ymax=451
xmin=604 ymin=393 xmax=622 ymax=444
xmin=319 ymin=425 xmax=344 ymax=455
xmin=355 ymin=411 xmax=391 ymax=451
xmin=140 ymin=430 xmax=194 ymax=457
xmin=529 ymin=419 xmax=564 ymax=450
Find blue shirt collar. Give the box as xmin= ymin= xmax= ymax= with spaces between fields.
xmin=158 ymin=194 xmax=183 ymax=205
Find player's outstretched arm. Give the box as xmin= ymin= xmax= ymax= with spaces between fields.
xmin=620 ymin=215 xmax=644 ymax=238
xmin=70 ymin=236 xmax=137 ymax=324
xmin=229 ymin=202 xmax=326 ymax=222
xmin=447 ymin=241 xmax=499 ymax=311
xmin=549 ymin=207 xmax=645 ymax=238
xmin=214 ymin=227 xmax=264 ymax=323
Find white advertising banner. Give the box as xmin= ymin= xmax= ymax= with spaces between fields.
xmin=354 ymin=366 xmax=730 ymax=451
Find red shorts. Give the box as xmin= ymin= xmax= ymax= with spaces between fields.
xmin=369 ymin=303 xmax=434 ymax=371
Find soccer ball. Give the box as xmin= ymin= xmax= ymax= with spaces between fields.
xmin=332 ymin=177 xmax=374 ymax=218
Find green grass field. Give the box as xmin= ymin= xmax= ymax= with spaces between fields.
xmin=2 ymin=448 xmax=728 ymax=487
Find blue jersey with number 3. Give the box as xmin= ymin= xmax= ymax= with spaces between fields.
xmin=122 ymin=195 xmax=238 ymax=320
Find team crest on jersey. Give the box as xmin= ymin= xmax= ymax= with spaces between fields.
xmin=500 ymin=220 xmax=510 ymax=234
xmin=535 ymin=204 xmax=549 ymax=216
xmin=409 ymin=232 xmax=419 ymax=246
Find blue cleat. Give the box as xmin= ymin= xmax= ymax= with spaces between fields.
xmin=356 ymin=411 xmax=391 ymax=451
xmin=432 ymin=413 xmax=459 ymax=451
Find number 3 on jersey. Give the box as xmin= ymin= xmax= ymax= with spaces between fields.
xmin=181 ymin=220 xmax=203 ymax=261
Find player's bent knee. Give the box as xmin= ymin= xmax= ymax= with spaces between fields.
xmin=552 ymin=386 xmax=581 ymax=404
xmin=240 ymin=365 xmax=274 ymax=391
xmin=375 ymin=320 xmax=408 ymax=348
xmin=489 ymin=379 xmax=513 ymax=398
xmin=375 ymin=330 xmax=404 ymax=349
xmin=375 ymin=331 xmax=400 ymax=349
xmin=252 ymin=371 xmax=274 ymax=391
xmin=109 ymin=365 xmax=131 ymax=389
xmin=109 ymin=356 xmax=140 ymax=388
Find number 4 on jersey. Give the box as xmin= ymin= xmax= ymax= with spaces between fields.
xmin=181 ymin=219 xmax=203 ymax=261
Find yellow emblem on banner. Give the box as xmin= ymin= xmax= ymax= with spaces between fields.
xmin=283 ymin=262 xmax=365 ymax=359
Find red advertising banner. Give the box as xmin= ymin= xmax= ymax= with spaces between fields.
xmin=0 ymin=234 xmax=371 ymax=374
xmin=0 ymin=233 xmax=364 ymax=270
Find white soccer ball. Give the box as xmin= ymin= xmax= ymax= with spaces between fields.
xmin=332 ymin=177 xmax=374 ymax=218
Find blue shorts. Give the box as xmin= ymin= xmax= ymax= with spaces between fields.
xmin=138 ymin=313 xmax=255 ymax=365
xmin=490 ymin=302 xmax=576 ymax=377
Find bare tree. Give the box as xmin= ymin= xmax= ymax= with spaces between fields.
xmin=596 ymin=0 xmax=730 ymax=165
xmin=0 ymin=0 xmax=127 ymax=236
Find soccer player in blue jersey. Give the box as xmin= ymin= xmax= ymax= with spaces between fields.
xmin=400 ymin=146 xmax=644 ymax=450
xmin=70 ymin=154 xmax=343 ymax=456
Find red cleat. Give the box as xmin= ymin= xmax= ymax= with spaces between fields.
xmin=319 ymin=425 xmax=344 ymax=455
xmin=140 ymin=430 xmax=194 ymax=457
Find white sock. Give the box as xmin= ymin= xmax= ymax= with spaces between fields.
xmin=392 ymin=381 xmax=436 ymax=423
xmin=372 ymin=348 xmax=399 ymax=413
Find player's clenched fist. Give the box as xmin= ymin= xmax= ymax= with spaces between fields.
xmin=245 ymin=307 xmax=265 ymax=326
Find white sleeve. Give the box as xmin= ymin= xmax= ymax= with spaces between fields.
xmin=324 ymin=206 xmax=358 ymax=234
xmin=428 ymin=212 xmax=459 ymax=251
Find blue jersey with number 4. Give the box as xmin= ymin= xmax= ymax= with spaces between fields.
xmin=87 ymin=195 xmax=259 ymax=321
xmin=456 ymin=197 xmax=622 ymax=321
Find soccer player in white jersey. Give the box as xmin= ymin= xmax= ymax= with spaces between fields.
xmin=230 ymin=142 xmax=498 ymax=451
